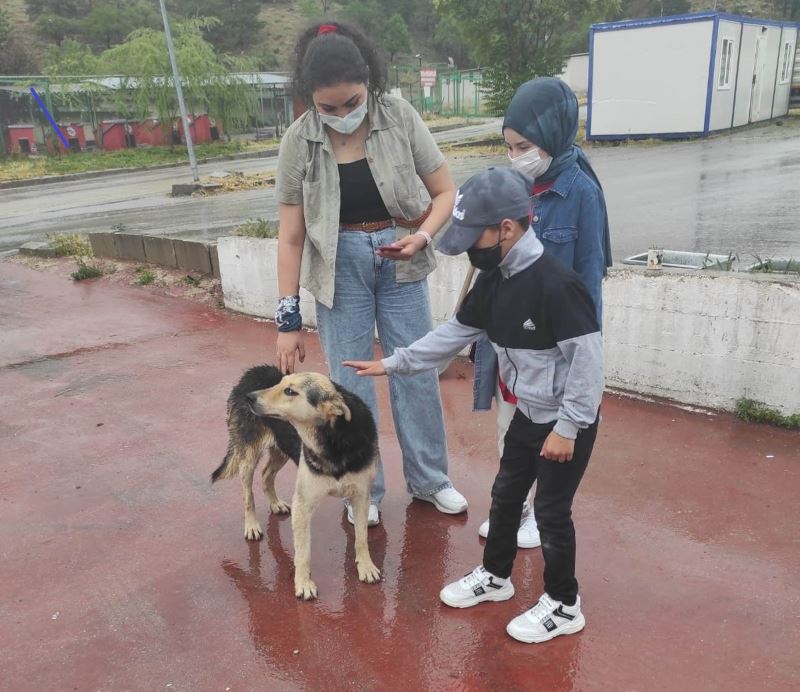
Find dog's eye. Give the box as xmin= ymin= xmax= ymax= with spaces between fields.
xmin=284 ymin=387 xmax=298 ymax=397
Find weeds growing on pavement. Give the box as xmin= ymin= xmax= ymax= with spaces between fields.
xmin=135 ymin=268 xmax=155 ymax=285
xmin=71 ymin=260 xmax=104 ymax=281
xmin=234 ymin=218 xmax=278 ymax=239
xmin=48 ymin=233 xmax=92 ymax=257
xmin=735 ymin=398 xmax=800 ymax=429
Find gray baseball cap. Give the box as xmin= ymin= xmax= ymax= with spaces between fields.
xmin=436 ymin=167 xmax=532 ymax=256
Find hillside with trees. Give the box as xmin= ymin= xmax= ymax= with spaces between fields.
xmin=1 ymin=0 xmax=797 ymax=109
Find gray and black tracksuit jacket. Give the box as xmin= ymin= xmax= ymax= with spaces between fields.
xmin=382 ymin=229 xmax=604 ymax=439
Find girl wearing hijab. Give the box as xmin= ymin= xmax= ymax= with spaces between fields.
xmin=475 ymin=77 xmax=611 ymax=547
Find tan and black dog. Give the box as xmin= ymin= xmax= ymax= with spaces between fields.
xmin=212 ymin=365 xmax=380 ymax=599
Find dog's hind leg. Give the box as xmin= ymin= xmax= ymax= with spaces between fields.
xmin=238 ymin=447 xmax=263 ymax=541
xmin=350 ymin=490 xmax=381 ymax=584
xmin=261 ymin=447 xmax=291 ymax=515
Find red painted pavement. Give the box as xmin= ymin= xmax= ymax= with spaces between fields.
xmin=1 ymin=261 xmax=798 ymax=691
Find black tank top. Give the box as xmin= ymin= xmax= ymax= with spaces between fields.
xmin=338 ymin=158 xmax=391 ymax=224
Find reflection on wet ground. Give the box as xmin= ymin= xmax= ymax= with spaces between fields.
xmin=2 ymin=261 xmax=799 ymax=689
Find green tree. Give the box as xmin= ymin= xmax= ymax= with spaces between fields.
xmin=30 ymin=0 xmax=160 ymax=49
xmin=341 ymin=0 xmax=386 ymax=37
xmin=83 ymin=2 xmax=161 ymax=50
xmin=772 ymin=0 xmax=800 ymax=18
xmin=45 ymin=41 xmax=105 ymax=146
xmin=384 ymin=13 xmax=411 ymax=62
xmin=298 ymin=0 xmax=324 ymax=19
xmin=0 ymin=9 xmax=9 ymax=47
xmin=616 ymin=0 xmax=689 ymax=18
xmin=170 ymin=0 xmax=265 ymax=53
xmin=98 ymin=19 xmax=258 ymax=143
xmin=45 ymin=39 xmax=99 ymax=75
xmin=0 ymin=7 xmax=40 ymax=73
xmin=434 ymin=0 xmax=618 ymax=113
xmin=298 ymin=0 xmax=335 ymax=16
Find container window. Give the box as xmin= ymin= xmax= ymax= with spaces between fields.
xmin=718 ymin=39 xmax=734 ymax=90
xmin=779 ymin=42 xmax=794 ymax=84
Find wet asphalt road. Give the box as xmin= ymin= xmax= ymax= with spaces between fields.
xmin=1 ymin=117 xmax=799 ymax=262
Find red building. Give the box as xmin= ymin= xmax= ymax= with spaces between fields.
xmin=174 ymin=114 xmax=222 ymax=145
xmin=5 ymin=124 xmax=38 ymax=154
xmin=99 ymin=120 xmax=136 ymax=151
xmin=47 ymin=123 xmax=87 ymax=154
xmin=132 ymin=119 xmax=165 ymax=147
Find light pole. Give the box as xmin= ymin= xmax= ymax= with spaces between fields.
xmin=158 ymin=0 xmax=199 ymax=183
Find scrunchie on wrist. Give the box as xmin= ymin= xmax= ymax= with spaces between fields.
xmin=276 ymin=295 xmax=302 ymax=333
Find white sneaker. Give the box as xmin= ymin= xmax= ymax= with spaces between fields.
xmin=346 ymin=503 xmax=380 ymax=527
xmin=506 ymin=593 xmax=585 ymax=643
xmin=414 ymin=486 xmax=468 ymax=514
xmin=440 ymin=565 xmax=515 ymax=608
xmin=478 ymin=507 xmax=541 ymax=548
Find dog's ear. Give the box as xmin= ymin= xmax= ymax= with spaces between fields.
xmin=322 ymin=397 xmax=351 ymax=425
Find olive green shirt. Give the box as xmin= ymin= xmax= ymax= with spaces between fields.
xmin=276 ymin=94 xmax=446 ymax=308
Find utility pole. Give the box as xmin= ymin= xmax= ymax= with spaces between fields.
xmin=158 ymin=0 xmax=199 ymax=182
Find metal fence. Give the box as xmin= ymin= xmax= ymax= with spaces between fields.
xmin=389 ymin=65 xmax=489 ymax=117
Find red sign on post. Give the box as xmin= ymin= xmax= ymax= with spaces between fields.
xmin=420 ymin=69 xmax=437 ymax=87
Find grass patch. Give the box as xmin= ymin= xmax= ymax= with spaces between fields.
xmin=47 ymin=233 xmax=93 ymax=258
xmin=0 ymin=140 xmax=278 ymax=183
xmin=735 ymin=398 xmax=800 ymax=429
xmin=71 ymin=259 xmax=104 ymax=281
xmin=235 ymin=218 xmax=279 ymax=239
xmin=135 ymin=268 xmax=156 ymax=285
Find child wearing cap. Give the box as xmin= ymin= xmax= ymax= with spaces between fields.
xmin=344 ymin=166 xmax=603 ymax=644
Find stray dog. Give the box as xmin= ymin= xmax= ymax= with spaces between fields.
xmin=212 ymin=365 xmax=381 ymax=599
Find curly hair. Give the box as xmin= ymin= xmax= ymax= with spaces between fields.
xmin=292 ymin=21 xmax=386 ymax=104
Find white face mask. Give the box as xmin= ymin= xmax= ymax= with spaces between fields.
xmin=318 ymin=101 xmax=368 ymax=135
xmin=508 ymin=148 xmax=552 ymax=180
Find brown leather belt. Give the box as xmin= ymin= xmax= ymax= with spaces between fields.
xmin=340 ymin=204 xmax=432 ymax=232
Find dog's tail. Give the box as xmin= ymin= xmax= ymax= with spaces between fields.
xmin=211 ymin=442 xmax=238 ymax=483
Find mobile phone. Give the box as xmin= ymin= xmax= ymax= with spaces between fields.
xmin=377 ymin=243 xmax=402 ymax=251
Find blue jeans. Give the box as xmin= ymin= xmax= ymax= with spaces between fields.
xmin=315 ymin=227 xmax=452 ymax=505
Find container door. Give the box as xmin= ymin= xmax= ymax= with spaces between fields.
xmin=749 ymin=37 xmax=767 ymax=122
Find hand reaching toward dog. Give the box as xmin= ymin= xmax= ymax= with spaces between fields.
xmin=343 ymin=360 xmax=386 ymax=377
xmin=277 ymin=331 xmax=305 ymax=374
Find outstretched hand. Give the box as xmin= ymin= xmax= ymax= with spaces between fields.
xmin=343 ymin=360 xmax=387 ymax=377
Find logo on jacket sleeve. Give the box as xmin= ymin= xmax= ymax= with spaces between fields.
xmin=522 ymin=318 xmax=536 ymax=331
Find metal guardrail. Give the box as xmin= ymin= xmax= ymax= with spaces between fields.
xmin=623 ymin=250 xmax=736 ymax=270
xmin=623 ymin=250 xmax=799 ymax=274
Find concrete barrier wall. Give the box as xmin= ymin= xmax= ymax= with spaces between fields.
xmin=89 ymin=232 xmax=219 ymax=277
xmin=218 ymin=236 xmax=800 ymax=415
xmin=604 ymin=268 xmax=800 ymax=415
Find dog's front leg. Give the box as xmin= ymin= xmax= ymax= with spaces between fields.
xmin=240 ymin=457 xmax=263 ymax=541
xmin=291 ymin=490 xmax=318 ymax=600
xmin=351 ymin=492 xmax=381 ymax=584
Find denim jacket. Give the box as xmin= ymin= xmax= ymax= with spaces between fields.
xmin=472 ymin=162 xmax=608 ymax=411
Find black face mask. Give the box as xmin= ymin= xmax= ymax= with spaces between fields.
xmin=467 ymin=235 xmax=503 ymax=271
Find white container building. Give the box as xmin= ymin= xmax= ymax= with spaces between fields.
xmin=587 ymin=11 xmax=799 ymax=140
